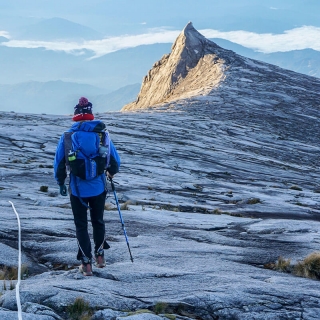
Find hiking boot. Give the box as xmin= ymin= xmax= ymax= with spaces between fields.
xmin=94 ymin=249 xmax=106 ymax=268
xmin=79 ymin=257 xmax=93 ymax=276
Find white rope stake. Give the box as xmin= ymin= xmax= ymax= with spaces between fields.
xmin=9 ymin=201 xmax=23 ymax=320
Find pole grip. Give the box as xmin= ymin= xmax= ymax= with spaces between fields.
xmin=109 ymin=177 xmax=115 ymax=191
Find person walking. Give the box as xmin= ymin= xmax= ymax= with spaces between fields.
xmin=54 ymin=97 xmax=120 ymax=276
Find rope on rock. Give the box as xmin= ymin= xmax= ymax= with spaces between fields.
xmin=9 ymin=201 xmax=23 ymax=320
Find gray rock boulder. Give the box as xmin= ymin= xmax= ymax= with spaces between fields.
xmin=92 ymin=309 xmax=126 ymax=319
xmin=22 ymin=302 xmax=62 ymax=320
xmin=0 ymin=307 xmax=56 ymax=320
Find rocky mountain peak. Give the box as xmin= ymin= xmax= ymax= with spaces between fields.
xmin=122 ymin=22 xmax=225 ymax=110
xmin=171 ymin=21 xmax=207 ymax=64
xmin=122 ymin=23 xmax=320 ymax=113
xmin=170 ymin=22 xmax=220 ymax=80
xmin=176 ymin=21 xmax=207 ymax=52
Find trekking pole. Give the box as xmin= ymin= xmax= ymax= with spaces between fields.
xmin=109 ymin=178 xmax=134 ymax=263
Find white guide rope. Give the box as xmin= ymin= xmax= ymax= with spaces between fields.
xmin=9 ymin=201 xmax=23 ymax=320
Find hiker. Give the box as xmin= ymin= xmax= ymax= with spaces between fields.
xmin=54 ymin=97 xmax=120 ymax=276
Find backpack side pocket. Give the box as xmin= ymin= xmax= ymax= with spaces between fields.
xmin=69 ymin=158 xmax=86 ymax=180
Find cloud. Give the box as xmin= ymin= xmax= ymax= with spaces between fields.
xmin=1 ymin=26 xmax=320 ymax=57
xmin=0 ymin=31 xmax=10 ymax=38
xmin=2 ymin=30 xmax=180 ymax=58
xmin=200 ymin=26 xmax=320 ymax=53
xmin=270 ymin=7 xmax=278 ymax=10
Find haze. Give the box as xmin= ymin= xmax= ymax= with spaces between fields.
xmin=0 ymin=0 xmax=319 ymax=114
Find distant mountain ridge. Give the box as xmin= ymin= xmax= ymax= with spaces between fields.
xmin=0 ymin=36 xmax=9 ymax=42
xmin=94 ymin=84 xmax=141 ymax=112
xmin=0 ymin=81 xmax=138 ymax=114
xmin=0 ymin=43 xmax=171 ymax=90
xmin=17 ymin=17 xmax=102 ymax=41
xmin=0 ymin=80 xmax=103 ymax=114
xmin=211 ymin=38 xmax=320 ymax=79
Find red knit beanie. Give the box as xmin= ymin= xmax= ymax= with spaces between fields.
xmin=72 ymin=97 xmax=94 ymax=122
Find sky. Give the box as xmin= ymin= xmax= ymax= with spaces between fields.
xmin=0 ymin=0 xmax=320 ymax=57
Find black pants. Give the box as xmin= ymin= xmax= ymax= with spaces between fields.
xmin=70 ymin=191 xmax=106 ymax=261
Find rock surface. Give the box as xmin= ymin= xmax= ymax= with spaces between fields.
xmin=0 ymin=105 xmax=320 ymax=319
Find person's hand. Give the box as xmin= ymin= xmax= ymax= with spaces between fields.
xmin=106 ymin=172 xmax=114 ymax=179
xmin=59 ymin=184 xmax=68 ymax=196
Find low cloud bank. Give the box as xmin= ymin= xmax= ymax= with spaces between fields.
xmin=0 ymin=31 xmax=10 ymax=38
xmin=2 ymin=26 xmax=320 ymax=57
xmin=201 ymin=26 xmax=320 ymax=53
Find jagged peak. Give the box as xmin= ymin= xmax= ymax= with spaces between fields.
xmin=182 ymin=21 xmax=205 ymax=40
xmin=184 ymin=21 xmax=194 ymax=29
xmin=122 ymin=23 xmax=226 ymax=111
xmin=172 ymin=22 xmax=206 ymax=52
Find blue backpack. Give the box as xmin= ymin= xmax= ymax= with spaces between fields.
xmin=64 ymin=122 xmax=110 ymax=180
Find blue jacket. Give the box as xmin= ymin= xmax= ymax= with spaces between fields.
xmin=54 ymin=120 xmax=120 ymax=198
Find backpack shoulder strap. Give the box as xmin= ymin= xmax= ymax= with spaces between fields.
xmin=104 ymin=130 xmax=111 ymax=168
xmin=64 ymin=132 xmax=73 ymax=166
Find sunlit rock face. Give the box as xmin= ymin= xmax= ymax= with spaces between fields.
xmin=122 ymin=22 xmax=226 ymax=110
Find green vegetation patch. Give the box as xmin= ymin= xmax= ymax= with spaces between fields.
xmin=0 ymin=265 xmax=28 ymax=280
xmin=127 ymin=309 xmax=153 ymax=316
xmin=294 ymin=252 xmax=320 ymax=280
xmin=290 ymin=185 xmax=303 ymax=191
xmin=67 ymin=297 xmax=93 ymax=320
xmin=247 ymin=198 xmax=261 ymax=204
xmin=264 ymin=252 xmax=320 ymax=280
xmin=120 ymin=201 xmax=131 ymax=210
xmin=274 ymin=256 xmax=291 ymax=272
xmin=154 ymin=302 xmax=168 ymax=314
xmin=39 ymin=185 xmax=48 ymax=192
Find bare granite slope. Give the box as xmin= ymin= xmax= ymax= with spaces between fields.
xmin=123 ymin=22 xmax=320 ymax=111
xmin=0 ymin=104 xmax=320 ymax=319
